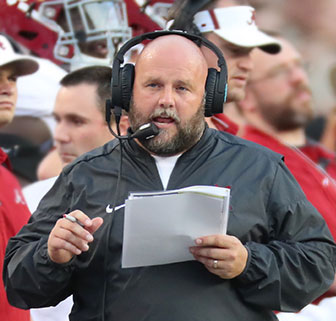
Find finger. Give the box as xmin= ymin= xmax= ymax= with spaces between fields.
xmin=59 ymin=226 xmax=92 ymax=252
xmin=59 ymin=218 xmax=94 ymax=243
xmin=192 ymin=254 xmax=233 ymax=279
xmin=189 ymin=246 xmax=226 ymax=260
xmin=192 ymin=253 xmax=220 ymax=270
xmin=86 ymin=217 xmax=104 ymax=235
xmin=50 ymin=234 xmax=86 ymax=256
xmin=195 ymin=234 xmax=236 ymax=248
xmin=66 ymin=210 xmax=93 ymax=228
xmin=48 ymin=227 xmax=83 ymax=257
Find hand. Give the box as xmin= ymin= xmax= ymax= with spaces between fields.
xmin=189 ymin=234 xmax=248 ymax=279
xmin=48 ymin=210 xmax=104 ymax=264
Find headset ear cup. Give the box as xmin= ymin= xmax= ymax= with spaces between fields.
xmin=204 ymin=68 xmax=218 ymax=117
xmin=120 ymin=63 xmax=135 ymax=112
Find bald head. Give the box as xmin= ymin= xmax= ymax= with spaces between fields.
xmin=136 ymin=35 xmax=208 ymax=80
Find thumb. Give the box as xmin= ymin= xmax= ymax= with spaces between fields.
xmin=87 ymin=217 xmax=104 ymax=234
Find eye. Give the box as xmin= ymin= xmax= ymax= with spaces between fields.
xmin=71 ymin=117 xmax=85 ymax=126
xmin=9 ymin=75 xmax=17 ymax=82
xmin=177 ymin=86 xmax=187 ymax=91
xmin=226 ymin=45 xmax=252 ymax=57
xmin=53 ymin=114 xmax=60 ymax=123
xmin=146 ymin=83 xmax=159 ymax=88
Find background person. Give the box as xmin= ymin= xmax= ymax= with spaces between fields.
xmin=0 ymin=34 xmax=64 ymax=187
xmin=3 ymin=33 xmax=336 ymax=321
xmin=23 ymin=65 xmax=127 ymax=321
xmin=23 ymin=65 xmax=128 ymax=213
xmin=168 ymin=0 xmax=281 ymax=133
xmin=0 ymin=31 xmax=38 ymax=321
xmin=236 ymin=34 xmax=336 ymax=303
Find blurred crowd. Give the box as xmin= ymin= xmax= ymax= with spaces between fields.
xmin=250 ymin=0 xmax=336 ymax=114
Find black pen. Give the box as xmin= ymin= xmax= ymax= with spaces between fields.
xmin=63 ymin=214 xmax=85 ymax=227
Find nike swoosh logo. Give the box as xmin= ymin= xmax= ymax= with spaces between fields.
xmin=106 ymin=203 xmax=125 ymax=213
xmin=106 ymin=204 xmax=113 ymax=213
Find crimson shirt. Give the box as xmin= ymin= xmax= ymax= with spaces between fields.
xmin=0 ymin=148 xmax=30 ymax=321
xmin=243 ymin=126 xmax=336 ymax=242
xmin=211 ymin=113 xmax=239 ymax=135
xmin=243 ymin=126 xmax=336 ymax=304
xmin=299 ymin=140 xmax=336 ymax=180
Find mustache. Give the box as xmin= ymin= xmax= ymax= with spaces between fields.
xmin=150 ymin=108 xmax=181 ymax=123
xmin=293 ymin=83 xmax=312 ymax=95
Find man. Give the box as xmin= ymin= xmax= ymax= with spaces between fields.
xmin=0 ymin=34 xmax=67 ymax=187
xmin=237 ymin=35 xmax=336 ymax=303
xmin=238 ymin=35 xmax=336 ymax=241
xmin=0 ymin=34 xmax=38 ymax=321
xmin=168 ymin=0 xmax=281 ymax=133
xmin=23 ymin=65 xmax=128 ymax=213
xmin=3 ymin=34 xmax=336 ymax=321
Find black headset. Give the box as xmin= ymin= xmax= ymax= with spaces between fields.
xmin=110 ymin=30 xmax=228 ymax=117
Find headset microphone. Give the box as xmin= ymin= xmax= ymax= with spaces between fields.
xmin=105 ymin=99 xmax=159 ymax=141
xmin=129 ymin=123 xmax=160 ymax=140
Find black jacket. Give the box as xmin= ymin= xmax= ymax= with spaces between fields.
xmin=4 ymin=128 xmax=336 ymax=321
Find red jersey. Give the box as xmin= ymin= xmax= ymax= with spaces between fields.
xmin=243 ymin=126 xmax=336 ymax=241
xmin=211 ymin=113 xmax=239 ymax=135
xmin=299 ymin=140 xmax=336 ymax=181
xmin=0 ymin=148 xmax=31 ymax=321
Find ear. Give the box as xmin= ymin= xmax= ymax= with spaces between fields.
xmin=118 ymin=115 xmax=129 ymax=136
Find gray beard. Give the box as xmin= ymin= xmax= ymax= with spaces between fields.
xmin=129 ymin=100 xmax=206 ymax=156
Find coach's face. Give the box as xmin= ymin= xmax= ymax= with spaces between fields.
xmin=129 ymin=35 xmax=208 ymax=156
xmin=0 ymin=66 xmax=18 ymax=127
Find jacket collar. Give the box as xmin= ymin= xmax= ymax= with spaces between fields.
xmin=125 ymin=126 xmax=215 ymax=163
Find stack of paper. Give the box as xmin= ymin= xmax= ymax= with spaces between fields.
xmin=122 ymin=185 xmax=230 ymax=268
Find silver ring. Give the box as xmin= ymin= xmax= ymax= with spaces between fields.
xmin=213 ymin=259 xmax=218 ymax=269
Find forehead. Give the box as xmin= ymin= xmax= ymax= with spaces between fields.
xmin=54 ymin=83 xmax=100 ymax=114
xmin=135 ymin=37 xmax=208 ymax=83
xmin=0 ymin=65 xmax=16 ymax=76
xmin=137 ymin=54 xmax=203 ymax=79
xmin=252 ymin=39 xmax=301 ymax=74
xmin=206 ymin=33 xmax=252 ymax=57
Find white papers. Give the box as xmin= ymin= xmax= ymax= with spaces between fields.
xmin=122 ymin=185 xmax=230 ymax=268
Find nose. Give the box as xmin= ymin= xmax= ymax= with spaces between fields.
xmin=0 ymin=77 xmax=15 ymax=95
xmin=159 ymin=86 xmax=175 ymax=109
xmin=54 ymin=121 xmax=71 ymax=144
xmin=289 ymin=65 xmax=308 ymax=85
xmin=237 ymin=54 xmax=254 ymax=72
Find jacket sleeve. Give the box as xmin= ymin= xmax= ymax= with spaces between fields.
xmin=3 ymin=172 xmax=76 ymax=309
xmin=234 ymin=161 xmax=336 ymax=312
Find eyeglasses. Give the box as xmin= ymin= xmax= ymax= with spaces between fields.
xmin=250 ymin=60 xmax=310 ymax=83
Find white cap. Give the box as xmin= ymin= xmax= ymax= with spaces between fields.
xmin=194 ymin=6 xmax=281 ymax=54
xmin=16 ymin=56 xmax=67 ymax=133
xmin=0 ymin=35 xmax=39 ymax=76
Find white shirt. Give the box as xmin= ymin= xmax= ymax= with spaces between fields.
xmin=152 ymin=154 xmax=181 ymax=190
